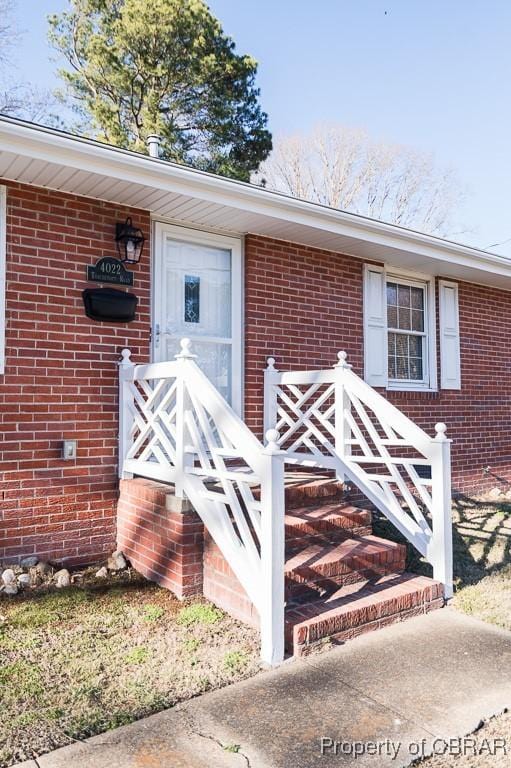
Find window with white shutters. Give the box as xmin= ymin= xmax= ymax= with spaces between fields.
xmin=364 ymin=265 xmax=440 ymax=391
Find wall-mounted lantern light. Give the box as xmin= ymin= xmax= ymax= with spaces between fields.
xmin=115 ymin=217 xmax=145 ymax=264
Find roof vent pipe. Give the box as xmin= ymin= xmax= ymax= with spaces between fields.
xmin=146 ymin=134 xmax=161 ymax=158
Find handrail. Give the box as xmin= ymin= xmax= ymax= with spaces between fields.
xmin=119 ymin=339 xmax=286 ymax=666
xmin=264 ymin=350 xmax=453 ymax=598
xmin=118 ymin=339 xmax=453 ymax=670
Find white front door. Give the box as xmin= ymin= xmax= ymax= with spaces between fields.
xmin=153 ymin=223 xmax=243 ymax=414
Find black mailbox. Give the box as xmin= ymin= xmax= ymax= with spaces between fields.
xmin=82 ymin=288 xmax=138 ymax=323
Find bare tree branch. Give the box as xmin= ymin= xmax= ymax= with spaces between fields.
xmin=253 ymin=123 xmax=466 ymax=238
xmin=0 ymin=0 xmax=20 ymax=65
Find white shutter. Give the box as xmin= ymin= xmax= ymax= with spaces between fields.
xmin=439 ymin=280 xmax=461 ymax=389
xmin=0 ymin=186 xmax=5 ymax=375
xmin=363 ymin=264 xmax=388 ymax=387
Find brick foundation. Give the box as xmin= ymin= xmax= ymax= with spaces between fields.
xmin=117 ymin=478 xmax=203 ymax=598
xmin=203 ymin=530 xmax=259 ymax=627
xmin=116 ymin=477 xmax=259 ymax=616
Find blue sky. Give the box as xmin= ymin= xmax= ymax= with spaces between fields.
xmin=11 ymin=1 xmax=511 ymax=255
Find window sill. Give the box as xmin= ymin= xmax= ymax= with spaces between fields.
xmin=386 ymin=384 xmax=438 ymax=394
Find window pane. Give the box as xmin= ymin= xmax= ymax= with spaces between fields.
xmin=410 ymin=357 xmax=423 ymax=380
xmin=396 ymin=334 xmax=408 ymax=356
xmin=411 ymin=287 xmax=424 ymax=310
xmin=396 ymin=357 xmax=409 ymax=379
xmin=398 ymin=307 xmax=411 ymax=330
xmin=387 ymin=282 xmax=397 ymax=306
xmin=411 ymin=309 xmax=424 ymax=332
xmin=398 ymin=284 xmax=411 ymax=308
xmin=387 ymin=281 xmax=427 ymax=384
xmin=408 ymin=335 xmax=421 ymax=357
xmin=387 ymin=305 xmax=398 ymax=328
xmin=184 ymin=275 xmax=200 ymax=323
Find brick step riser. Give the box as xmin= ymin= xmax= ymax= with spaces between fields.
xmin=285 ymin=551 xmax=406 ymax=599
xmin=285 ymin=564 xmax=406 ymax=603
xmin=286 ymin=491 xmax=346 ymax=510
xmin=285 ymin=581 xmax=445 ymax=656
xmin=286 ymin=525 xmax=373 ymax=553
xmin=287 ymin=596 xmax=445 ymax=656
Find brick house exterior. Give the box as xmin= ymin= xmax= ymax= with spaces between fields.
xmin=0 ymin=182 xmax=151 ymax=564
xmin=1 ymin=117 xmax=511 ymax=577
xmin=243 ymin=234 xmax=511 ymax=492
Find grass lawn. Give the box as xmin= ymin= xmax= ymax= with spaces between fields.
xmin=373 ymin=493 xmax=511 ymax=628
xmin=0 ymin=573 xmax=259 ymax=768
xmin=374 ymin=493 xmax=511 ymax=766
xmin=1 ymin=496 xmax=510 ymax=767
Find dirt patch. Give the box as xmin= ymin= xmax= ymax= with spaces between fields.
xmin=0 ymin=574 xmax=259 ymax=767
xmin=416 ymin=711 xmax=511 ymax=766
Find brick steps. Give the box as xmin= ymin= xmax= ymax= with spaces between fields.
xmin=284 ymin=476 xmax=345 ymax=509
xmin=278 ymin=477 xmax=444 ymax=656
xmin=285 ymin=534 xmax=407 ymax=600
xmin=285 ymin=503 xmax=372 ymax=550
xmin=119 ymin=475 xmax=445 ymax=659
xmin=285 ymin=573 xmax=444 ymax=657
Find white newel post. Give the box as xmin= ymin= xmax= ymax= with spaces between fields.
xmin=263 ymin=357 xmax=279 ymax=439
xmin=118 ymin=348 xmax=135 ymax=479
xmin=430 ymin=422 xmax=453 ymax=599
xmin=260 ymin=428 xmax=286 ymax=666
xmin=334 ymin=351 xmax=352 ymax=484
xmin=174 ymin=338 xmax=196 ymax=499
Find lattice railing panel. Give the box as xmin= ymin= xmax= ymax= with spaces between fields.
xmin=118 ymin=343 xmax=285 ymax=649
xmin=264 ymin=352 xmax=452 ymax=591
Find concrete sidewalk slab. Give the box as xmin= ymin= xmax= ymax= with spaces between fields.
xmin=13 ymin=609 xmax=511 ymax=768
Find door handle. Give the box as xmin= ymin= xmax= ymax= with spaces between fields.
xmin=154 ymin=323 xmax=160 ymax=347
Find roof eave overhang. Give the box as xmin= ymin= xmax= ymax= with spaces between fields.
xmin=1 ymin=116 xmax=510 ymax=291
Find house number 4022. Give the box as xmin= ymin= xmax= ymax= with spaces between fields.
xmin=86 ymin=256 xmax=134 ymax=286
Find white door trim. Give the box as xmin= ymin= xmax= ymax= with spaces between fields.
xmin=152 ymin=221 xmax=244 ymax=416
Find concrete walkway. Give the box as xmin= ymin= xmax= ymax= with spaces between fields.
xmin=14 ymin=609 xmax=511 ymax=768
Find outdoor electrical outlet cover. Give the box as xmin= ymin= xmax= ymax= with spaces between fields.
xmin=62 ymin=440 xmax=77 ymax=460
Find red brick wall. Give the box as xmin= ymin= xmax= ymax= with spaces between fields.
xmin=117 ymin=478 xmax=204 ymax=597
xmin=0 ymin=182 xmax=151 ymax=564
xmin=3 ymin=195 xmax=510 ymax=568
xmin=244 ymin=234 xmax=511 ymax=494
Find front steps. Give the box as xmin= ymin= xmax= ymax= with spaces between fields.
xmin=286 ymin=573 xmax=445 ymax=656
xmin=282 ymin=476 xmax=444 ymax=656
xmin=117 ymin=474 xmax=444 ymax=659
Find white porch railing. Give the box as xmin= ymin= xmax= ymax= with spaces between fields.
xmin=119 ymin=339 xmax=286 ymax=666
xmin=264 ymin=351 xmax=453 ymax=598
xmin=119 ymin=342 xmax=453 ymax=665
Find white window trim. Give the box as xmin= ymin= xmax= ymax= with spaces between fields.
xmin=0 ymin=185 xmax=5 ymax=375
xmin=385 ymin=268 xmax=438 ymax=393
xmin=151 ymin=221 xmax=244 ymax=416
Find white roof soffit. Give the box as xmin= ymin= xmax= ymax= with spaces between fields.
xmin=0 ymin=115 xmax=510 ymax=290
